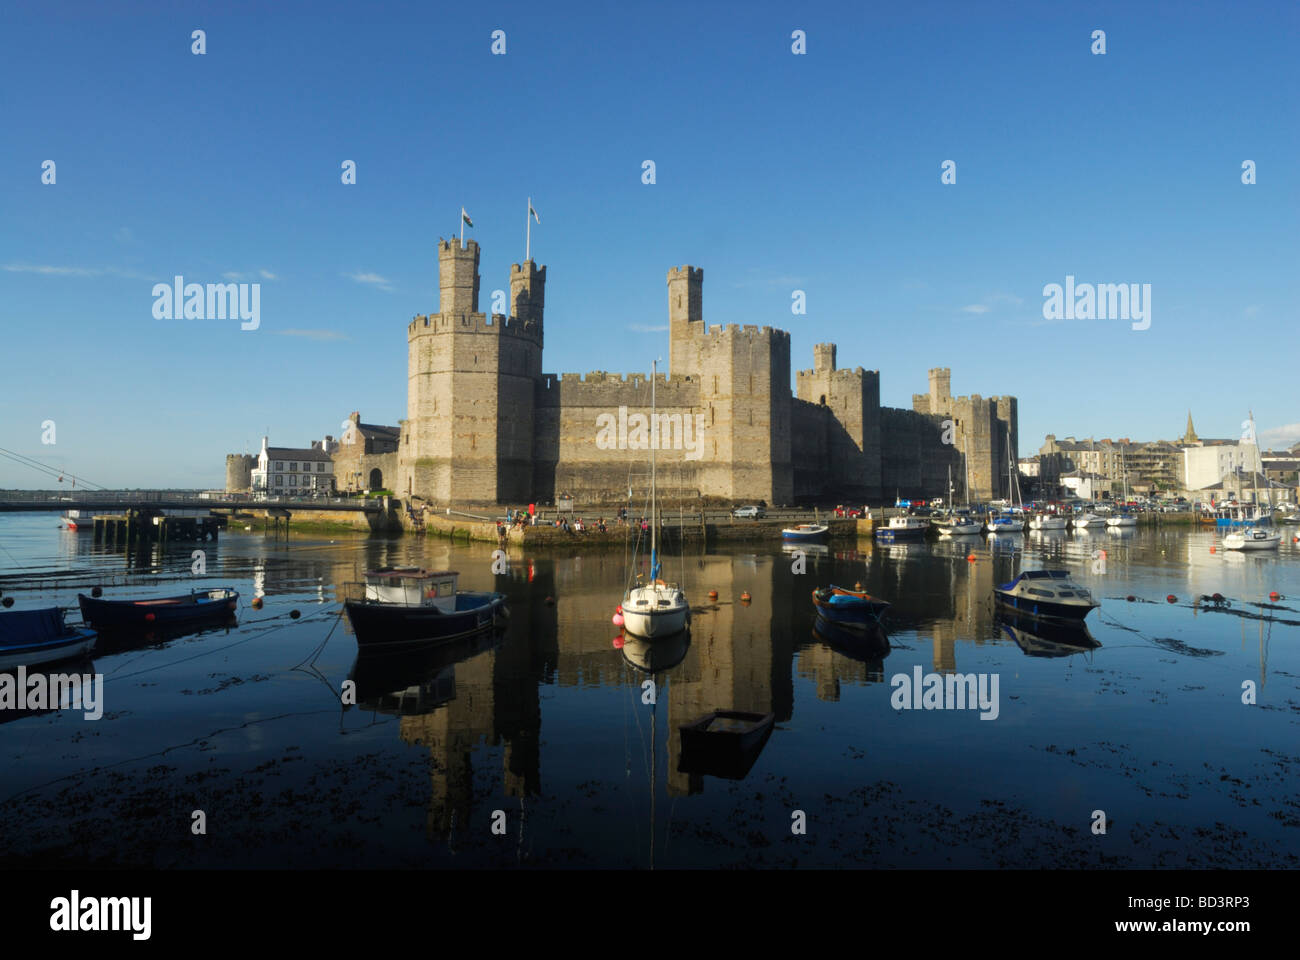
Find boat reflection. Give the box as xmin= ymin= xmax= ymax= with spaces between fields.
xmin=995 ymin=609 xmax=1100 ymax=659
xmin=347 ymin=626 xmax=506 ymax=714
xmin=811 ymin=613 xmax=890 ymax=681
xmin=618 ymin=627 xmax=691 ymax=673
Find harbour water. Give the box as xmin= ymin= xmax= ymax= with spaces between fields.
xmin=1 ymin=514 xmax=1297 ymax=868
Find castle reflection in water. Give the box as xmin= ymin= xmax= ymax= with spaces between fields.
xmin=331 ymin=531 xmax=1103 ymax=840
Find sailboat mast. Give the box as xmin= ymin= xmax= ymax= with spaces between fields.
xmin=650 ymin=360 xmax=657 ymax=575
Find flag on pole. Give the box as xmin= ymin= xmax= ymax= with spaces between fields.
xmin=529 ymin=202 xmax=540 ymax=224
xmin=461 ymin=207 xmax=473 ymax=228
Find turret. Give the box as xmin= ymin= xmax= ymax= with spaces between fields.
xmin=667 ymin=265 xmax=703 ymax=378
xmin=510 ymin=260 xmax=547 ymax=342
xmin=438 ymin=238 xmax=480 ymax=315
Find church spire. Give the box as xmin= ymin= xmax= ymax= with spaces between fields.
xmin=1182 ymin=410 xmax=1199 ymax=445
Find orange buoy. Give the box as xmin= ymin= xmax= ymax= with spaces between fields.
xmin=1209 ymin=546 xmax=1216 ymax=553
xmin=1269 ymin=591 xmax=1281 ymax=601
xmin=1126 ymin=595 xmax=1136 ymax=602
xmin=707 ymin=589 xmax=718 ymax=600
xmin=251 ymin=596 xmax=263 ymax=609
xmin=854 ymin=582 xmax=863 ymax=591
xmin=1166 ymin=595 xmax=1177 ymax=603
xmin=740 ymin=591 xmax=752 ymax=603
xmin=966 ymin=553 xmax=976 ymax=562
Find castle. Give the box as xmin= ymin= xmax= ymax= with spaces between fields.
xmin=229 ymin=239 xmax=1019 ymax=507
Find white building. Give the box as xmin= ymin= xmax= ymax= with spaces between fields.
xmin=251 ymin=436 xmax=336 ymax=493
xmin=1182 ymin=440 xmax=1263 ymax=493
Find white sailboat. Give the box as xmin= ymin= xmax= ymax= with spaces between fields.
xmin=987 ymin=426 xmax=1023 ymax=535
xmin=620 ymin=360 xmax=691 ymax=636
xmin=934 ymin=462 xmax=981 ymax=536
xmin=1106 ymin=447 xmax=1138 ymax=527
xmin=1224 ymin=415 xmax=1280 ymax=552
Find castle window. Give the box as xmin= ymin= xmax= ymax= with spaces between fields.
xmin=713 ymin=376 xmax=718 ymax=393
xmin=819 ymin=395 xmax=826 ymax=406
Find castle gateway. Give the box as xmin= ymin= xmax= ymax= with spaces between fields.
xmin=394 ymin=239 xmax=1017 ymax=508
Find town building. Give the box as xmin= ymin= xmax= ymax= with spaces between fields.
xmin=249 ymin=436 xmax=336 ymax=494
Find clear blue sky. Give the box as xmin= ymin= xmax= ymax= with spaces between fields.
xmin=2 ymin=0 xmax=1296 ymax=488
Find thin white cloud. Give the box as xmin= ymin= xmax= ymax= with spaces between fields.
xmin=276 ymin=329 xmax=349 ymax=341
xmin=628 ymin=323 xmax=669 ymax=333
xmin=344 ymin=271 xmax=393 ymax=292
xmin=259 ymin=269 xmax=277 ymax=280
xmin=2 ymin=263 xmax=151 ymax=280
xmin=222 ymin=271 xmax=245 ymax=280
xmin=1259 ymin=423 xmax=1300 ymax=448
xmin=961 ymin=304 xmax=990 ymax=314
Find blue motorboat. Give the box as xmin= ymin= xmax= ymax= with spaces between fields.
xmin=0 ymin=607 xmax=97 ymax=670
xmin=993 ymin=570 xmax=1099 ymax=621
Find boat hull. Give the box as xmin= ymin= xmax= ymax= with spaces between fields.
xmin=79 ymin=589 xmax=239 ymax=630
xmin=993 ymin=591 xmax=1096 ymax=621
xmin=782 ymin=525 xmax=828 ymax=542
xmin=678 ymin=710 xmax=776 ymax=780
xmin=0 ymin=609 xmax=98 ymax=670
xmin=811 ymin=586 xmax=889 ymax=623
xmin=344 ymin=592 xmax=507 ymax=652
xmin=621 ymin=605 xmax=689 ymax=638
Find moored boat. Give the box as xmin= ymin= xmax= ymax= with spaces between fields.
xmin=811 ymin=584 xmax=890 ymax=623
xmin=985 ymin=512 xmax=1022 ymax=535
xmin=782 ymin=523 xmax=829 ymax=542
xmin=874 ymin=515 xmax=929 ymax=541
xmin=993 ymin=569 xmax=1100 ymax=621
xmin=1072 ymin=511 xmax=1105 ymax=529
xmin=79 ymin=587 xmax=239 ymax=630
xmin=678 ymin=710 xmax=776 ymax=780
xmin=1223 ymin=527 xmax=1281 ymax=551
xmin=343 ymin=568 xmax=507 ymax=652
xmin=0 ymin=607 xmax=97 ymax=670
xmin=1029 ymin=513 xmax=1067 ymax=531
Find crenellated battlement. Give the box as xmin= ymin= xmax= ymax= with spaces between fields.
xmin=538 ymin=370 xmax=701 ymax=408
xmin=702 ymin=323 xmax=791 ymax=341
xmin=798 ymin=366 xmax=877 ymax=382
xmin=667 ymin=265 xmax=703 ymax=283
xmin=408 ymin=311 xmax=544 ymax=343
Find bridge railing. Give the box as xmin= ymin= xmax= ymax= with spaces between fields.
xmin=0 ymin=490 xmax=382 ymax=510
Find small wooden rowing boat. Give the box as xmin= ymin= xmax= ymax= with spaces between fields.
xmin=811 ymin=585 xmax=890 ymax=622
xmin=79 ymin=588 xmax=239 ymax=630
xmin=0 ymin=608 xmax=97 ymax=670
xmin=678 ymin=710 xmax=775 ymax=780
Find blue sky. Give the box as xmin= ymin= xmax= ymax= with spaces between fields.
xmin=2 ymin=0 xmax=1296 ymax=488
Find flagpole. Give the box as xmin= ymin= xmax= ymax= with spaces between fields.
xmin=460 ymin=208 xmax=465 ymax=249
xmin=526 ymin=196 xmax=531 ymax=262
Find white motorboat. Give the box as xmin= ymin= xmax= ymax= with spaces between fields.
xmin=1223 ymin=527 xmax=1281 ymax=551
xmin=1029 ymin=513 xmax=1067 ymax=531
xmin=1105 ymin=512 xmax=1138 ymax=528
xmin=994 ymin=570 xmax=1100 ymax=622
xmin=1072 ymin=512 xmax=1105 ymax=529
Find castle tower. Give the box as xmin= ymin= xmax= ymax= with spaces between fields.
xmin=813 ymin=343 xmax=836 ymax=372
xmin=439 ymin=239 xmax=481 ymax=315
xmin=929 ymin=367 xmax=951 ymax=412
xmin=510 ymin=260 xmax=546 ymax=341
xmin=402 ymin=240 xmax=542 ymax=505
xmin=224 ymin=453 xmax=254 ymax=493
xmin=667 ymin=266 xmax=703 ymax=378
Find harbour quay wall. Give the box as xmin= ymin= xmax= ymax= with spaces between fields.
xmin=216 ymin=506 xmax=401 ymax=534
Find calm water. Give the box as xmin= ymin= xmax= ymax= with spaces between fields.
xmin=1 ymin=514 xmax=1297 ymax=868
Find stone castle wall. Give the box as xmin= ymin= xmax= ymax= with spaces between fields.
xmin=389 ymin=240 xmax=1016 ymax=508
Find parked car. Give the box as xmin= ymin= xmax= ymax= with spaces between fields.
xmin=733 ymin=505 xmax=764 ymax=519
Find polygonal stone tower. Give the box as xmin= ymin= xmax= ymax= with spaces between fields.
xmin=667 ymin=265 xmax=703 ymax=379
